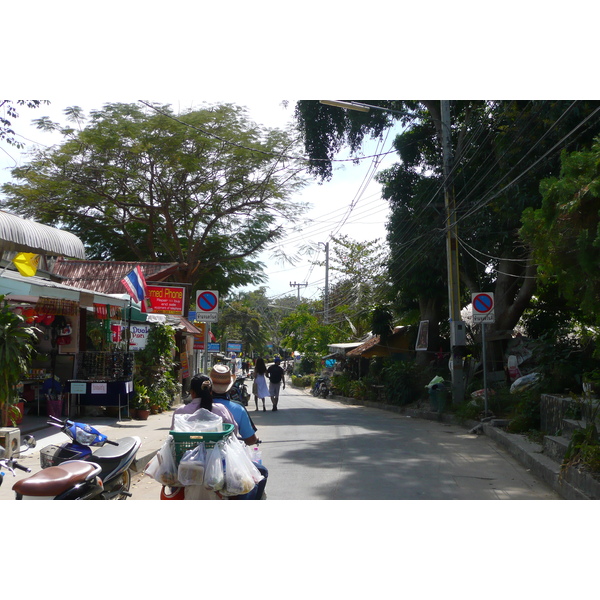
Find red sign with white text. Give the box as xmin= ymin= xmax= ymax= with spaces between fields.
xmin=147 ymin=285 xmax=185 ymax=315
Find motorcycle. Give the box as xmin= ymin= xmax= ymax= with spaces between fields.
xmin=230 ymin=375 xmax=250 ymax=407
xmin=312 ymin=376 xmax=330 ymax=398
xmin=37 ymin=415 xmax=141 ymax=499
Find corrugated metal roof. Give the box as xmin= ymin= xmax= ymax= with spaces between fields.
xmin=0 ymin=269 xmax=129 ymax=308
xmin=51 ymin=259 xmax=183 ymax=294
xmin=0 ymin=211 xmax=86 ymax=258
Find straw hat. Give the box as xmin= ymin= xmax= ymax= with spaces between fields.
xmin=209 ymin=364 xmax=234 ymax=393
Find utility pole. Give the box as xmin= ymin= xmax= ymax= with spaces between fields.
xmin=441 ymin=100 xmax=466 ymax=405
xmin=290 ymin=281 xmax=308 ymax=303
xmin=319 ymin=241 xmax=330 ymax=324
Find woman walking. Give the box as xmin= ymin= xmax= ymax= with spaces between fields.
xmin=252 ymin=357 xmax=270 ymax=411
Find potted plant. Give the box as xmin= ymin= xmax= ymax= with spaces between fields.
xmin=132 ymin=382 xmax=150 ymax=420
xmin=0 ymin=296 xmax=39 ymax=427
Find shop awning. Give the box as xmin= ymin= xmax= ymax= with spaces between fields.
xmin=0 ymin=269 xmax=129 ymax=309
xmin=0 ymin=211 xmax=86 ymax=258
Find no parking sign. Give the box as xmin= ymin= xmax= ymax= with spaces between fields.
xmin=472 ymin=292 xmax=495 ymax=324
xmin=196 ymin=290 xmax=219 ymax=323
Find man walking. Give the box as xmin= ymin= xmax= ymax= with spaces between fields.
xmin=266 ymin=357 xmax=286 ymax=411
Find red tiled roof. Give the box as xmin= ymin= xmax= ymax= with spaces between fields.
xmin=51 ymin=258 xmax=183 ymax=294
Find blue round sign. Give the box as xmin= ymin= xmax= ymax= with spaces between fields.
xmin=473 ymin=293 xmax=493 ymax=314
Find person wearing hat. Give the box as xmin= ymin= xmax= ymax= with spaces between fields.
xmin=209 ymin=364 xmax=259 ymax=446
xmin=171 ymin=374 xmax=238 ymax=435
xmin=266 ymin=357 xmax=285 ymax=411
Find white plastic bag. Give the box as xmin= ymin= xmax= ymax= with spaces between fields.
xmin=144 ymin=436 xmax=179 ymax=486
xmin=173 ymin=408 xmax=223 ymax=432
xmin=510 ymin=372 xmax=542 ymax=394
xmin=221 ymin=435 xmax=263 ymax=496
xmin=177 ymin=443 xmax=206 ymax=486
xmin=203 ymin=441 xmax=225 ymax=491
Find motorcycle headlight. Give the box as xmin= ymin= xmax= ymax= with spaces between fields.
xmin=75 ymin=427 xmax=98 ymax=445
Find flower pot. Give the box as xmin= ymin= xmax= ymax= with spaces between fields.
xmin=136 ymin=409 xmax=150 ymax=420
xmin=15 ymin=401 xmax=25 ymax=425
xmin=129 ymin=408 xmax=138 ymax=419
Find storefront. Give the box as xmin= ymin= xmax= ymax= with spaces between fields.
xmin=0 ymin=269 xmax=132 ymax=422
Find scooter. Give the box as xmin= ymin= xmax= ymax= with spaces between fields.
xmin=312 ymin=376 xmax=330 ymax=398
xmin=38 ymin=415 xmax=141 ymax=499
xmin=230 ymin=375 xmax=250 ymax=406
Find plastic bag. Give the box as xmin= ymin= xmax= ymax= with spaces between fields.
xmin=203 ymin=441 xmax=225 ymax=491
xmin=144 ymin=436 xmax=179 ymax=486
xmin=510 ymin=372 xmax=542 ymax=394
xmin=173 ymin=408 xmax=223 ymax=432
xmin=177 ymin=443 xmax=206 ymax=486
xmin=221 ymin=435 xmax=263 ymax=496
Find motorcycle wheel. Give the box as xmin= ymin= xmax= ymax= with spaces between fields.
xmin=107 ymin=468 xmax=132 ymax=500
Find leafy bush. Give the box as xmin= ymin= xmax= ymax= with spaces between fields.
xmin=505 ymin=389 xmax=542 ymax=433
xmin=349 ymin=379 xmax=370 ymax=401
xmin=292 ymin=374 xmax=312 ymax=387
xmin=379 ymin=360 xmax=421 ymax=406
xmin=331 ymin=372 xmax=353 ymax=396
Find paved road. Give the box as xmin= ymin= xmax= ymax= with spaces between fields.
xmin=4 ymin=385 xmax=560 ymax=500
xmin=158 ymin=385 xmax=558 ymax=500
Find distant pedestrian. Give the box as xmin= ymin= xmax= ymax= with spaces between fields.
xmin=267 ymin=357 xmax=286 ymax=411
xmin=252 ymin=357 xmax=270 ymax=411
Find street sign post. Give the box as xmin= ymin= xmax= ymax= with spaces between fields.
xmin=472 ymin=292 xmax=495 ymax=417
xmin=472 ymin=292 xmax=495 ymax=323
xmin=196 ymin=290 xmax=219 ymax=323
xmin=196 ymin=290 xmax=219 ymax=373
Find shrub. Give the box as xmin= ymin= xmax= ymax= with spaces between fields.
xmin=331 ymin=372 xmax=353 ymax=397
xmin=380 ymin=360 xmax=421 ymax=406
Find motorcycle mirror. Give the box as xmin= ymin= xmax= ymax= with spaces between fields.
xmin=23 ymin=435 xmax=36 ymax=449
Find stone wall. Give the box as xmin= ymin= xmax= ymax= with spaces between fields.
xmin=540 ymin=394 xmax=577 ymax=434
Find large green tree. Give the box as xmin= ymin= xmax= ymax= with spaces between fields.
xmin=521 ymin=137 xmax=600 ymax=327
xmin=295 ymin=100 xmax=600 ymax=360
xmin=1 ymin=102 xmax=308 ymax=295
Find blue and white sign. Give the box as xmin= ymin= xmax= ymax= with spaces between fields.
xmin=196 ymin=290 xmax=219 ymax=323
xmin=472 ymin=292 xmax=495 ymax=323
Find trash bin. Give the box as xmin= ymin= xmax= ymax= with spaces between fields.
xmin=428 ymin=383 xmax=447 ymax=412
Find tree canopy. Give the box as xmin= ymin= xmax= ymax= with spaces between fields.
xmin=294 ymin=100 xmax=600 ymax=356
xmin=1 ymin=102 xmax=309 ymax=296
xmin=521 ymin=137 xmax=600 ymax=328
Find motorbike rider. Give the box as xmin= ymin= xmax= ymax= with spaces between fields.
xmin=209 ymin=364 xmax=259 ymax=446
xmin=171 ymin=374 xmax=238 ymax=436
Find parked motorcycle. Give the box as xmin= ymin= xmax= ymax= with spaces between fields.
xmin=38 ymin=415 xmax=141 ymax=499
xmin=312 ymin=376 xmax=330 ymax=398
xmin=230 ymin=375 xmax=250 ymax=406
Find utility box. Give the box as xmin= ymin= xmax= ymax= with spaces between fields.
xmin=0 ymin=427 xmax=21 ymax=459
xmin=450 ymin=321 xmax=467 ymax=347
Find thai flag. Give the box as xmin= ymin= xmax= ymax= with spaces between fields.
xmin=121 ymin=266 xmax=152 ymax=312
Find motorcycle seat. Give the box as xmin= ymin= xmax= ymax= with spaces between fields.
xmin=93 ymin=436 xmax=140 ymax=460
xmin=13 ymin=461 xmax=101 ymax=497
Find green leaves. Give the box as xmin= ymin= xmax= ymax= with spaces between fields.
xmin=1 ymin=102 xmax=308 ymax=296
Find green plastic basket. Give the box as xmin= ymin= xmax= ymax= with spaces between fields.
xmin=170 ymin=423 xmax=234 ymax=464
